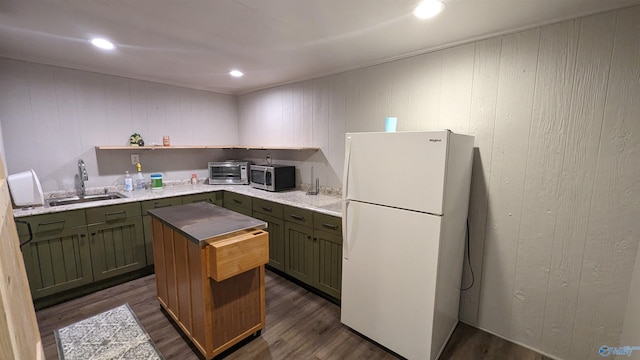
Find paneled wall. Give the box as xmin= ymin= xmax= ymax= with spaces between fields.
xmin=238 ymin=7 xmax=640 ymax=360
xmin=0 ymin=59 xmax=239 ymax=192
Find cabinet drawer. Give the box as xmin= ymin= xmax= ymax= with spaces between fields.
xmin=206 ymin=229 xmax=269 ymax=282
xmin=313 ymin=212 xmax=342 ymax=236
xmin=86 ymin=202 xmax=141 ymax=224
xmin=283 ymin=205 xmax=313 ymax=227
xmin=18 ymin=210 xmax=86 ymax=235
xmin=224 ymin=192 xmax=252 ymax=210
xmin=141 ymin=196 xmax=183 ymax=214
xmin=182 ymin=192 xmax=222 ymax=206
xmin=252 ymin=198 xmax=283 ymax=218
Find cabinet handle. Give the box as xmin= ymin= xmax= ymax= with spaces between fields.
xmin=290 ymin=214 xmax=305 ymax=221
xmin=233 ymin=199 xmax=242 ymax=204
xmin=91 ymin=232 xmax=96 ymax=236
xmin=154 ymin=202 xmax=172 ymax=208
xmin=261 ymin=206 xmax=272 ymax=212
xmin=16 ymin=220 xmax=33 ymax=248
xmin=313 ymin=237 xmax=317 ymax=241
xmin=105 ymin=210 xmax=126 ymax=221
xmin=322 ymin=223 xmax=339 ymax=230
xmin=38 ymin=220 xmax=66 ymax=226
xmin=80 ymin=234 xmax=86 ymax=238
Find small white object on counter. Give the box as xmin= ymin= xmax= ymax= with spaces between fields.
xmin=7 ymin=169 xmax=45 ymax=207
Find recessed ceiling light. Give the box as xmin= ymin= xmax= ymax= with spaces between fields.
xmin=229 ymin=70 xmax=244 ymax=77
xmin=91 ymin=38 xmax=115 ymax=50
xmin=413 ymin=0 xmax=445 ymax=19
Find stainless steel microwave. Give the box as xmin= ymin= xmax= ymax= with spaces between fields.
xmin=208 ymin=161 xmax=249 ymax=185
xmin=250 ymin=164 xmax=295 ymax=192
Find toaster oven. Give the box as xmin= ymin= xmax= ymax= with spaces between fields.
xmin=208 ymin=161 xmax=249 ymax=185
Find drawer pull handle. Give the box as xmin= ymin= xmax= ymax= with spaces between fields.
xmin=154 ymin=203 xmax=172 ymax=208
xmin=290 ymin=214 xmax=305 ymax=221
xmin=105 ymin=210 xmax=127 ymax=221
xmin=38 ymin=220 xmax=66 ymax=226
xmin=233 ymin=199 xmax=242 ymax=204
xmin=261 ymin=206 xmax=272 ymax=212
xmin=322 ymin=223 xmax=339 ymax=230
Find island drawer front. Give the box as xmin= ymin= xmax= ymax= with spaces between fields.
xmin=18 ymin=210 xmax=86 ymax=235
xmin=313 ymin=212 xmax=342 ymax=236
xmin=283 ymin=205 xmax=313 ymax=227
xmin=206 ymin=229 xmax=269 ymax=282
xmin=140 ymin=196 xmax=183 ymax=214
xmin=252 ymin=198 xmax=283 ymax=218
xmin=86 ymin=202 xmax=141 ymax=224
xmin=224 ymin=192 xmax=252 ymax=210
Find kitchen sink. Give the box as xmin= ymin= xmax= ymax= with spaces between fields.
xmin=48 ymin=193 xmax=126 ymax=207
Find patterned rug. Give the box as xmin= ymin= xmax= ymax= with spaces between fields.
xmin=54 ymin=303 xmax=164 ymax=360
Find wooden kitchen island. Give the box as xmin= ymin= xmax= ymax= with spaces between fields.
xmin=148 ymin=202 xmax=268 ymax=359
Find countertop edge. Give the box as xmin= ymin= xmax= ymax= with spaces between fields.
xmin=12 ymin=184 xmax=343 ymax=218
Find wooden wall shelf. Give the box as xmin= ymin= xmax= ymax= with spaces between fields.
xmin=95 ymin=145 xmax=319 ymax=151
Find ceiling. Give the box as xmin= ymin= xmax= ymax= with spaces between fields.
xmin=1 ymin=0 xmax=639 ymax=95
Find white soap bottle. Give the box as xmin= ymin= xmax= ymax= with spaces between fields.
xmin=124 ymin=171 xmax=133 ymax=192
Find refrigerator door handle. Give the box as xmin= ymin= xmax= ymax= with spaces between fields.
xmin=342 ymin=199 xmax=349 ymax=259
xmin=343 ymin=136 xmax=352 ymax=201
xmin=342 ymin=135 xmax=352 ymax=260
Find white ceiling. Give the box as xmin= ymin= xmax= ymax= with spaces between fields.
xmin=1 ymin=0 xmax=639 ymax=95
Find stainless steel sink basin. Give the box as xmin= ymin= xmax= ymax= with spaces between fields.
xmin=48 ymin=193 xmax=126 ymax=207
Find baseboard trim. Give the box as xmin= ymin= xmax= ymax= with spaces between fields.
xmin=459 ymin=320 xmax=563 ymax=360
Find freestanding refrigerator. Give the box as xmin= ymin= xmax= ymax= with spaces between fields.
xmin=341 ymin=130 xmax=474 ymax=360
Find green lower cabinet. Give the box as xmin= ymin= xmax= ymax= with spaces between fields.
xmin=253 ymin=211 xmax=285 ymax=271
xmin=21 ymin=226 xmax=93 ymax=299
xmin=88 ymin=217 xmax=145 ymax=281
xmin=141 ymin=196 xmax=183 ymax=265
xmin=314 ymin=230 xmax=342 ymax=299
xmin=284 ymin=222 xmax=315 ymax=285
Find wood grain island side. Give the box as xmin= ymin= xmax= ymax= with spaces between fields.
xmin=147 ymin=202 xmax=268 ymax=359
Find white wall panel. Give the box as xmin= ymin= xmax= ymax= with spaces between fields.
xmin=571 ymin=6 xmax=640 ymax=359
xmin=477 ymin=28 xmax=540 ymax=337
xmin=0 ymin=59 xmax=238 ymax=191
xmin=459 ymin=37 xmax=502 ymax=325
xmin=540 ymin=12 xmax=616 ymax=359
xmin=510 ymin=19 xmax=580 ymax=348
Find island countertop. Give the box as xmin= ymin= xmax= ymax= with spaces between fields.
xmin=147 ymin=202 xmax=267 ymax=246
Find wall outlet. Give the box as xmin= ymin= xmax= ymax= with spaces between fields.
xmin=131 ymin=154 xmax=139 ymax=165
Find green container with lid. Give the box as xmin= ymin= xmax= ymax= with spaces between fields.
xmin=150 ymin=173 xmax=163 ymax=190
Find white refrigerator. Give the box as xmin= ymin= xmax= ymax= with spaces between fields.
xmin=341 ymin=130 xmax=474 ymax=360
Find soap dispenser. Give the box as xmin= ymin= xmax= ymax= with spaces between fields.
xmin=135 ymin=162 xmax=146 ymax=190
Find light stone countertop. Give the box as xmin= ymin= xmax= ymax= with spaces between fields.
xmin=12 ymin=183 xmax=343 ymax=218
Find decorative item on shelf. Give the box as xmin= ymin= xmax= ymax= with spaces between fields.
xmin=129 ymin=133 xmax=144 ymax=146
xmin=163 ymin=136 xmax=170 ymax=146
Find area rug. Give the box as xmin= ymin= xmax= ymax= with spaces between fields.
xmin=54 ymin=303 xmax=164 ymax=360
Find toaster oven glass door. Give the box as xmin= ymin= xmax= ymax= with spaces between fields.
xmin=211 ymin=165 xmax=242 ymax=180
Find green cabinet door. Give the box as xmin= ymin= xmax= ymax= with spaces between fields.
xmin=253 ymin=211 xmax=285 ymax=271
xmin=314 ymin=229 xmax=343 ymax=299
xmin=21 ymin=226 xmax=93 ymax=299
xmin=284 ymin=221 xmax=314 ymax=285
xmin=88 ymin=217 xmax=145 ymax=281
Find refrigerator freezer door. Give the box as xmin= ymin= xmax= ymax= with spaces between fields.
xmin=341 ymin=201 xmax=442 ymax=359
xmin=344 ymin=131 xmax=448 ymax=215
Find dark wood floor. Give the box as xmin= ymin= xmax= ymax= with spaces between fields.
xmin=36 ymin=270 xmax=551 ymax=360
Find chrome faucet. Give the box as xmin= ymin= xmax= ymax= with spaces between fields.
xmin=78 ymin=159 xmax=88 ymax=196
xmin=306 ymin=177 xmax=319 ymax=195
